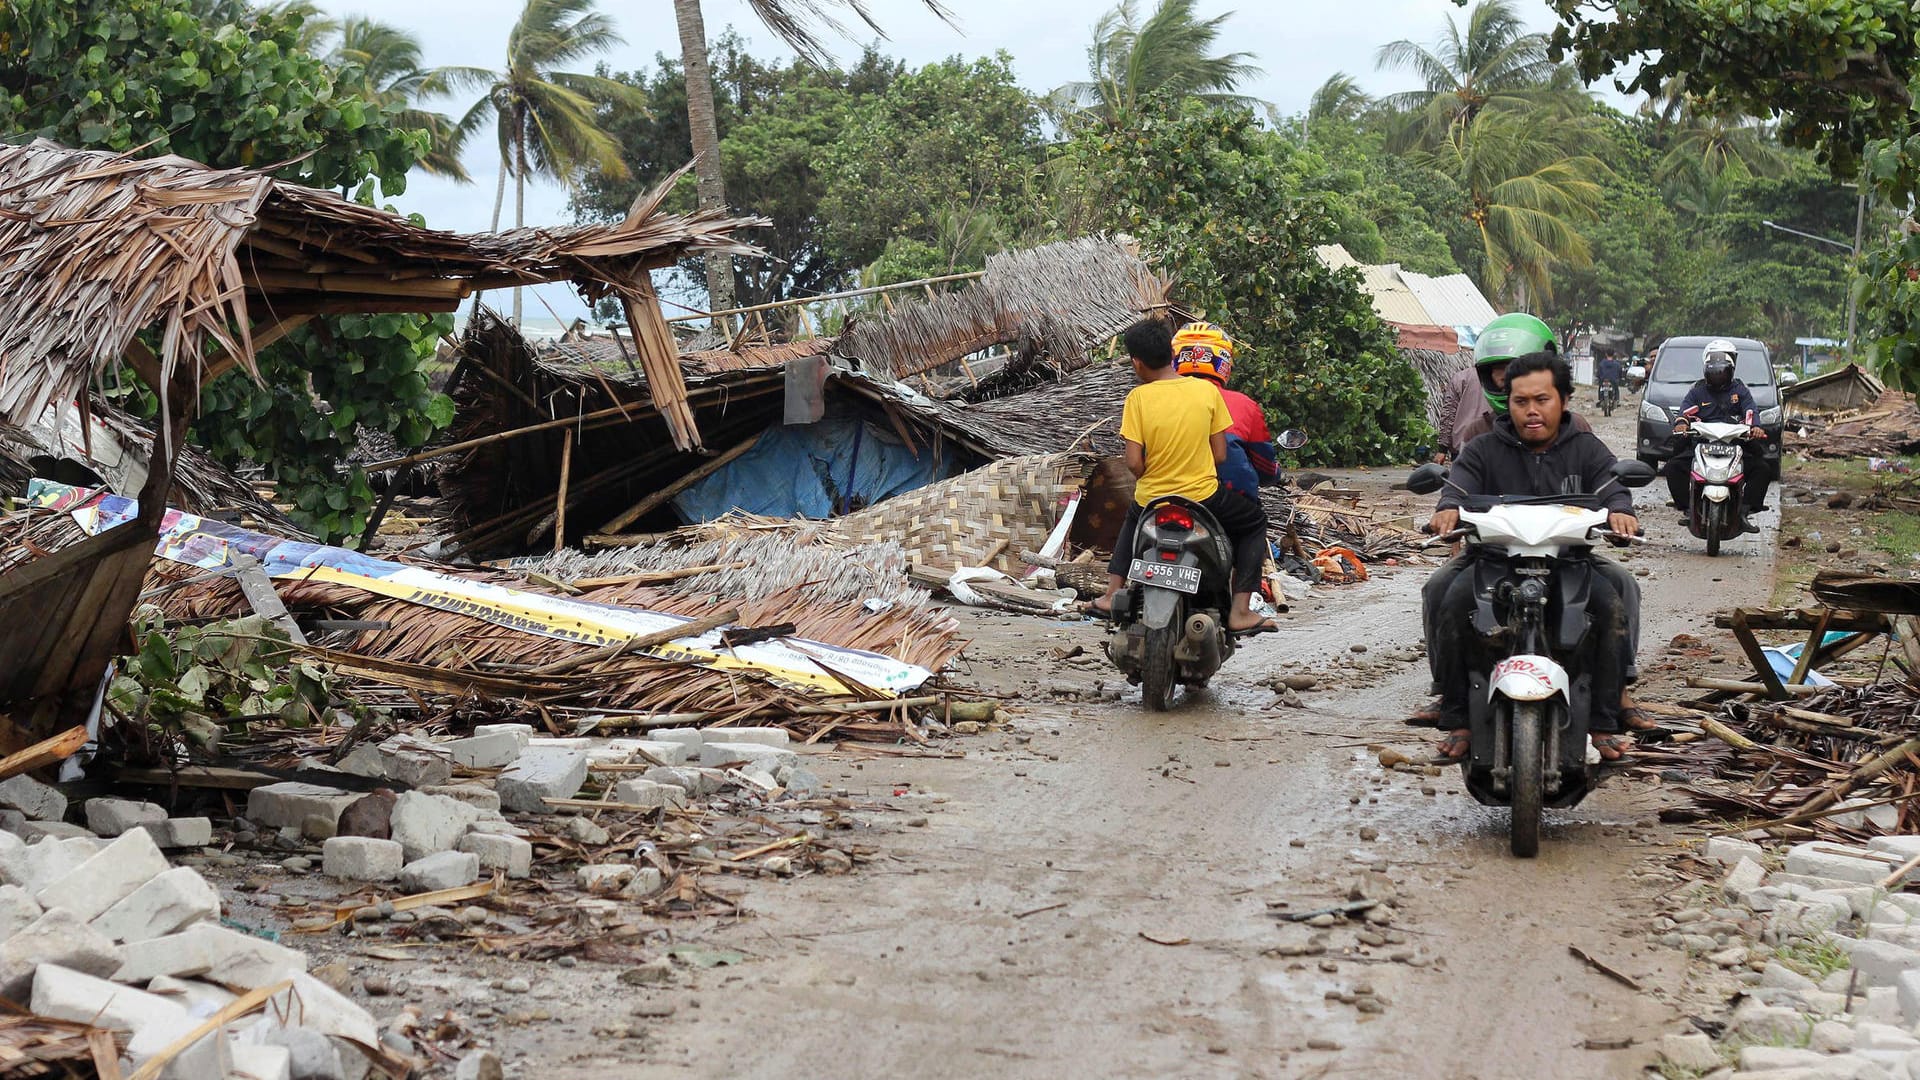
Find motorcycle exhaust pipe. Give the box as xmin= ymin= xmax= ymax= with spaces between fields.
xmin=1184 ymin=613 xmax=1214 ymax=643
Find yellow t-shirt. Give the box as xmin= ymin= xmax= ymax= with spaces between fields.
xmin=1120 ymin=376 xmax=1231 ymax=506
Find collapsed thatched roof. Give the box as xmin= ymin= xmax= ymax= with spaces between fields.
xmin=0 ymin=140 xmax=763 ymax=426
xmin=533 ymin=334 xmax=833 ymax=385
xmin=835 ymin=236 xmax=1172 ymax=382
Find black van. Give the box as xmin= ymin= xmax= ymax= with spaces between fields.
xmin=1634 ymin=336 xmax=1783 ymax=476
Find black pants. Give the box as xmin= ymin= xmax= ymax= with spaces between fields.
xmin=1424 ymin=552 xmax=1633 ymax=732
xmin=1108 ymin=489 xmax=1268 ymax=595
xmin=1666 ymin=449 xmax=1772 ymax=512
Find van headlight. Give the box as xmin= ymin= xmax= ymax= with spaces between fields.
xmin=1757 ymin=406 xmax=1782 ymax=426
xmin=1639 ymin=400 xmax=1668 ymax=423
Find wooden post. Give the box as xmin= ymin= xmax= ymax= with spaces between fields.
xmin=588 ymin=430 xmax=763 ymax=541
xmin=621 ymin=278 xmax=701 ymax=452
xmin=1729 ymin=610 xmax=1789 ymax=700
xmin=553 ymin=433 xmax=574 ymax=554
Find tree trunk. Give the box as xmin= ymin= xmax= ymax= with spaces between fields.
xmin=674 ymin=0 xmax=736 ymax=316
xmin=513 ymin=107 xmax=526 ymax=326
xmin=490 ymin=143 xmax=508 ymax=232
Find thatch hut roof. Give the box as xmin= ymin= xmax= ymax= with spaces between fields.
xmin=0 ymin=140 xmax=763 ymax=425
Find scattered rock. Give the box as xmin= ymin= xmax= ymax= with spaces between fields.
xmin=399 ymin=851 xmax=479 ymax=893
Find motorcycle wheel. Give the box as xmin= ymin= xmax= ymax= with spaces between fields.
xmin=1140 ymin=624 xmax=1177 ymax=712
xmin=1705 ymin=504 xmax=1723 ymax=557
xmin=1509 ymin=701 xmax=1545 ymax=858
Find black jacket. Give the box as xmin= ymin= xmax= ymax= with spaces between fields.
xmin=1439 ymin=413 xmax=1633 ymax=514
xmin=1679 ymin=379 xmax=1758 ymax=424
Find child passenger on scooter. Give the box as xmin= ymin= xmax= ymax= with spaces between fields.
xmin=1089 ymin=319 xmax=1276 ymax=633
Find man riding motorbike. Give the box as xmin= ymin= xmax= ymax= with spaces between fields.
xmin=1427 ymin=352 xmax=1643 ymax=762
xmin=1090 ymin=319 xmax=1276 ymax=633
xmin=1437 ymin=313 xmax=1591 ymax=461
xmin=1595 ymin=348 xmax=1623 ymax=408
xmin=1664 ymin=338 xmax=1768 ymax=521
xmin=1173 ymin=322 xmax=1277 ymax=499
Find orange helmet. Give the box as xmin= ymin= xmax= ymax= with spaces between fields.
xmin=1173 ymin=322 xmax=1235 ymax=384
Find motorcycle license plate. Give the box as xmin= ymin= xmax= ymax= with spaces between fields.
xmin=1127 ymin=559 xmax=1201 ymax=594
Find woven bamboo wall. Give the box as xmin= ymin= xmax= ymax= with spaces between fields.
xmin=818 ymin=453 xmax=1093 ymax=573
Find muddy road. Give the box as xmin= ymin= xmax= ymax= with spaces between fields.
xmin=480 ymin=409 xmax=1779 ymax=1079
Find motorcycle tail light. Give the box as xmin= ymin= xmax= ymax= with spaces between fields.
xmin=1154 ymin=506 xmax=1193 ymax=530
xmin=1158 ymin=549 xmax=1179 ymax=561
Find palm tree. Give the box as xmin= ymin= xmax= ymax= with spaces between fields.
xmin=1375 ymin=0 xmax=1567 ymax=149
xmin=326 ymin=18 xmax=477 ymax=181
xmin=460 ymin=0 xmax=643 ymax=323
xmin=1050 ymin=0 xmax=1264 ymax=126
xmin=1418 ymin=107 xmax=1609 ymax=307
xmin=1653 ymin=106 xmax=1789 ymax=188
xmin=1307 ymin=73 xmax=1371 ymax=128
xmin=673 ymin=0 xmax=956 ymax=314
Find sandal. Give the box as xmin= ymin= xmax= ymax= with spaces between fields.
xmin=1621 ymin=706 xmax=1660 ymax=732
xmin=1591 ymin=733 xmax=1634 ymax=761
xmin=1228 ymin=617 xmax=1280 ymax=636
xmin=1435 ymin=729 xmax=1471 ymax=761
xmin=1406 ymin=699 xmax=1444 ymax=727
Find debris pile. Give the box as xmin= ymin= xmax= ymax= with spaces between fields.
xmin=1788 ymin=388 xmax=1920 ymax=459
xmin=1650 ymin=837 xmax=1920 ymax=1077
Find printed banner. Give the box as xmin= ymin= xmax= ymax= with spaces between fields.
xmin=27 ymin=481 xmax=932 ymax=696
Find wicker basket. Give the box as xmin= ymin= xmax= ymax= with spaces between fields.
xmin=820 ymin=453 xmax=1094 ymax=573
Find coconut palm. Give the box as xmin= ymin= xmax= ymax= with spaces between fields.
xmin=1375 ymin=0 xmax=1569 ymax=149
xmin=1307 ymin=73 xmax=1371 ymax=128
xmin=1049 ymin=0 xmax=1265 ymax=127
xmin=674 ymin=0 xmax=956 ymax=312
xmin=1654 ymin=107 xmax=1789 ymax=187
xmin=1418 ymin=106 xmax=1609 ymax=307
xmin=326 ymin=17 xmax=478 ymax=181
xmin=460 ymin=0 xmax=644 ymax=323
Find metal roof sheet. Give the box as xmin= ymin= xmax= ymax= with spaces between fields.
xmin=1403 ymin=272 xmax=1499 ymax=330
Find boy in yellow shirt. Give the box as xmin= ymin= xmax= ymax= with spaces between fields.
xmin=1093 ymin=319 xmax=1275 ymax=633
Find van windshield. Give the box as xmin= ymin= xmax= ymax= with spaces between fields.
xmin=1652 ymin=344 xmax=1772 ymax=385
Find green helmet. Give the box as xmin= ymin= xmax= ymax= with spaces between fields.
xmin=1471 ymin=312 xmax=1557 ymax=414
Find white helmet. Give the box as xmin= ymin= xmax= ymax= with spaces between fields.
xmin=1703 ymin=338 xmax=1738 ymax=388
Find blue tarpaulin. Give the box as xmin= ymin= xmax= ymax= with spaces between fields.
xmin=673 ymin=413 xmax=958 ymax=523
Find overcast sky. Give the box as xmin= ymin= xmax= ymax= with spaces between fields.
xmin=313 ymin=0 xmax=1633 ymax=319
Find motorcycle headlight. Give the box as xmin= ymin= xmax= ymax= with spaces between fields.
xmin=1638 ymin=400 xmax=1668 ymax=423
xmin=1757 ymin=406 xmax=1782 ymax=426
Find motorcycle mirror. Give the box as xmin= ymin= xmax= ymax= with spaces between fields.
xmin=1276 ymin=429 xmax=1308 ymax=450
xmin=1406 ymin=462 xmax=1449 ymax=495
xmin=1612 ymin=459 xmax=1657 ymax=488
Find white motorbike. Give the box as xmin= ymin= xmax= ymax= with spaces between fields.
xmin=1408 ymin=460 xmax=1656 ymax=857
xmin=1680 ymin=417 xmax=1761 ymax=557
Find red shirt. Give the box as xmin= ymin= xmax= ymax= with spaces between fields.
xmin=1220 ymin=387 xmax=1271 ymax=445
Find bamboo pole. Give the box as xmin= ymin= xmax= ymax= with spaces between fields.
xmin=663 ymin=270 xmax=985 ymax=324
xmin=529 ymin=607 xmax=739 ymax=677
xmin=0 ymin=726 xmax=87 ymax=784
xmin=553 ymin=433 xmax=573 ymax=555
xmin=1802 ymin=737 xmax=1920 ymax=816
xmin=1685 ymin=676 xmax=1824 ymax=697
xmin=572 ymin=561 xmax=749 ymax=589
xmin=587 ymin=430 xmax=762 ymax=541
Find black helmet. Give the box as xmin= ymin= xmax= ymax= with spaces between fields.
xmin=1703 ymin=338 xmax=1737 ymax=389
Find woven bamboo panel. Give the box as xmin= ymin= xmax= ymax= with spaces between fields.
xmin=819 ymin=453 xmax=1093 ymax=573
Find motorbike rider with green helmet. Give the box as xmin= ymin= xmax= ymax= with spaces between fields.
xmin=1438 ymin=313 xmax=1591 ymax=459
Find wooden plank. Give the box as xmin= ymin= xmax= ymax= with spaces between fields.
xmin=588 ymin=431 xmax=762 ymax=540
xmin=0 ymin=727 xmax=87 ymax=784
xmin=623 ymin=279 xmax=701 ymax=451
xmin=1789 ymin=609 xmax=1831 ymax=688
xmin=553 ymin=433 xmax=574 ymax=555
xmin=231 ymin=554 xmax=306 ymax=645
xmin=1729 ymin=609 xmax=1789 ymax=700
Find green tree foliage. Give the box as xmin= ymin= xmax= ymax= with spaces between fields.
xmin=1546 ymin=0 xmax=1920 ymax=379
xmin=1376 ymin=0 xmax=1570 ymax=149
xmin=572 ymin=40 xmax=900 ymax=306
xmin=817 ymin=54 xmax=1044 ymax=273
xmin=0 ymin=0 xmax=458 ymax=543
xmin=321 ymin=16 xmax=475 ymax=181
xmin=1065 ymin=102 xmax=1431 ymax=466
xmin=0 ymin=0 xmax=426 ymax=192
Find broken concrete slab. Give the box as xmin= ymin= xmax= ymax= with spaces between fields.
xmin=648 ymin=727 xmax=704 ymax=749
xmin=1704 ymin=836 xmax=1766 ymax=866
xmin=0 ymin=884 xmax=41 ymax=939
xmin=83 ymin=798 xmax=166 ymax=837
xmin=33 ymin=963 xmax=186 ymax=1033
xmin=1833 ymin=937 xmax=1920 ymax=987
xmin=265 ymin=971 xmax=380 ymax=1046
xmin=560 ymin=816 xmax=609 ymax=846
xmin=495 ymin=749 xmax=588 ymax=813
xmin=323 ymin=837 xmax=404 ymax=882
xmin=0 ymin=909 xmax=122 ymax=998
xmin=246 ymin=783 xmax=361 ymax=831
xmin=389 ymin=791 xmax=483 ymax=862
xmin=125 ymin=1008 xmax=226 ymax=1080
xmin=136 ymin=817 xmax=213 ymax=849
xmin=458 ymin=832 xmax=531 ymax=879
xmin=605 ymin=739 xmax=693 ymax=766
xmin=91 ymin=865 xmax=221 ymax=943
xmin=35 ymin=827 xmax=170 ymax=922
xmin=334 ymin=743 xmax=389 ymax=780
xmin=575 ymin=864 xmax=634 ymax=893
xmin=0 ymin=836 xmax=100 ymax=894
xmin=399 ymin=851 xmax=479 ymax=892
xmin=699 ymin=727 xmax=791 ymax=747
xmin=1784 ymin=842 xmax=1907 ymax=886
xmin=640 ymin=766 xmax=724 ymax=797
xmin=146 ymin=974 xmax=238 ymax=1016
xmin=609 ymin=779 xmax=689 ymax=810
xmin=228 ymin=1042 xmax=292 ymax=1080
xmin=697 ymin=741 xmax=798 ymax=771
xmin=0 ymin=773 xmax=67 ymax=821
xmin=256 ymin=1027 xmax=340 ymax=1080
xmin=474 ymin=723 xmax=533 ymax=750
xmin=420 ymin=784 xmax=501 ymax=814
xmin=442 ymin=731 xmax=523 ymax=769
xmin=13 ymin=821 xmax=94 ymax=842
xmin=113 ymin=921 xmax=307 ymax=990
xmin=377 ymin=735 xmax=453 ymax=788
